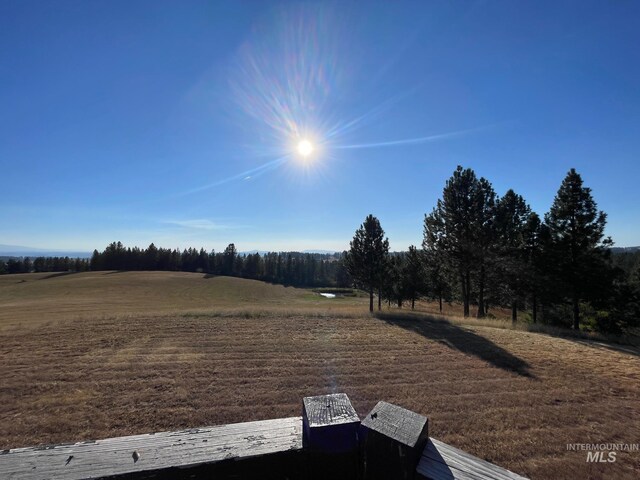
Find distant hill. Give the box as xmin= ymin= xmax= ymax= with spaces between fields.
xmin=610 ymin=246 xmax=640 ymax=254
xmin=0 ymin=244 xmax=91 ymax=258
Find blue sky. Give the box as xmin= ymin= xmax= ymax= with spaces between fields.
xmin=1 ymin=1 xmax=639 ymax=252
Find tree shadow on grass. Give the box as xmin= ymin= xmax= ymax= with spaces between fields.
xmin=559 ymin=336 xmax=640 ymax=358
xmin=375 ymin=311 xmax=535 ymax=378
xmin=523 ymin=323 xmax=640 ymax=357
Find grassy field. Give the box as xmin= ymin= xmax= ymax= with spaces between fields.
xmin=1 ymin=272 xmax=639 ymax=479
xmin=0 ymin=271 xmax=365 ymax=328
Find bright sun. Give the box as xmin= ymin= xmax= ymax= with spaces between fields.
xmin=297 ymin=139 xmax=314 ymax=157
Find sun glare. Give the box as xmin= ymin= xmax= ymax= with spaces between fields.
xmin=297 ymin=139 xmax=314 ymax=157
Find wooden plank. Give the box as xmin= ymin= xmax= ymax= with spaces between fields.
xmin=0 ymin=409 xmax=529 ymax=480
xmin=359 ymin=401 xmax=429 ymax=480
xmin=0 ymin=416 xmax=303 ymax=480
xmin=416 ymin=438 xmax=529 ymax=480
xmin=302 ymin=393 xmax=360 ymax=480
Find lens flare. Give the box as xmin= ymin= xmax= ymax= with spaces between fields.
xmin=222 ymin=4 xmax=358 ymax=172
xmin=175 ymin=5 xmax=497 ymax=198
xmin=297 ymin=139 xmax=314 ymax=157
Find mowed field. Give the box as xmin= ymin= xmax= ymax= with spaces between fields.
xmin=1 ymin=272 xmax=639 ymax=479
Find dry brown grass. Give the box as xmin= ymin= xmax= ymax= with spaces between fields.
xmin=1 ymin=272 xmax=639 ymax=479
xmin=0 ymin=271 xmax=366 ymax=329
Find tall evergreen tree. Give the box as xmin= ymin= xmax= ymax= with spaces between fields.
xmin=22 ymin=257 xmax=32 ymax=273
xmin=522 ymin=212 xmax=544 ymax=323
xmin=345 ymin=214 xmax=389 ymax=312
xmin=422 ymin=247 xmax=451 ymax=313
xmin=494 ymin=189 xmax=532 ymax=322
xmin=544 ymin=168 xmax=612 ymax=330
xmin=222 ymin=243 xmax=238 ymax=276
xmin=145 ymin=243 xmax=158 ymax=270
xmin=7 ymin=259 xmax=23 ymax=274
xmin=404 ymin=246 xmax=425 ymax=309
xmin=383 ymin=255 xmax=406 ymax=308
xmin=471 ymin=177 xmax=497 ymax=318
xmin=335 ymin=254 xmax=352 ymax=288
xmin=423 ymin=166 xmax=495 ymax=317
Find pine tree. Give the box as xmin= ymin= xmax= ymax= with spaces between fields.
xmin=145 ymin=243 xmax=158 ymax=271
xmin=335 ymin=254 xmax=352 ymax=288
xmin=345 ymin=215 xmax=389 ymax=312
xmin=22 ymin=257 xmax=32 ymax=273
xmin=422 ymin=247 xmax=451 ymax=313
xmin=223 ymin=243 xmax=237 ymax=276
xmin=522 ymin=212 xmax=544 ymax=323
xmin=384 ymin=255 xmax=406 ymax=308
xmin=494 ymin=189 xmax=532 ymax=322
xmin=423 ymin=166 xmax=496 ymax=317
xmin=471 ymin=177 xmax=497 ymax=318
xmin=404 ymin=246 xmax=425 ymax=309
xmin=544 ymin=168 xmax=612 ymax=329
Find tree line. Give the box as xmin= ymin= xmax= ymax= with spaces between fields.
xmin=1 ymin=244 xmax=351 ymax=289
xmin=0 ymin=256 xmax=90 ymax=274
xmin=345 ymin=166 xmax=640 ymax=334
xmin=85 ymin=242 xmax=351 ymax=288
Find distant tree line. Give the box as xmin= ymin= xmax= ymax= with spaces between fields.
xmin=0 ymin=256 xmax=90 ymax=274
xmin=346 ymin=166 xmax=640 ymax=334
xmin=0 ymin=245 xmax=352 ymax=289
xmin=85 ymin=242 xmax=351 ymax=288
xmin=0 ymin=245 xmax=351 ymax=289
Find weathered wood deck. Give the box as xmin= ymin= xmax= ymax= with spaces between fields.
xmin=417 ymin=438 xmax=528 ymax=480
xmin=0 ymin=417 xmax=302 ymax=479
xmin=0 ymin=394 xmax=529 ymax=479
